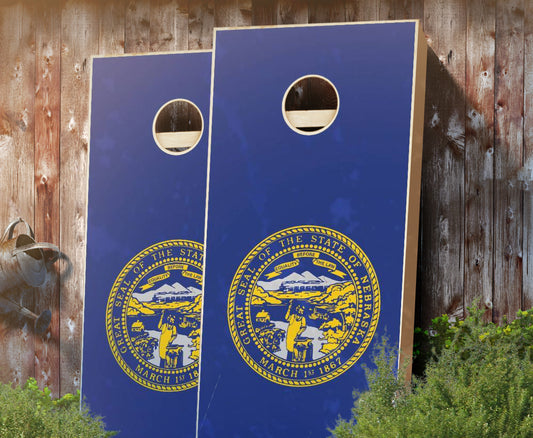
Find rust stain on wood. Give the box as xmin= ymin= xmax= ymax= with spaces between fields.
xmin=34 ymin=0 xmax=61 ymax=397
xmin=59 ymin=0 xmax=99 ymax=396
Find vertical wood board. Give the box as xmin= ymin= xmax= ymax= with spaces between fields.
xmin=125 ymin=0 xmax=151 ymax=53
xmin=464 ymin=0 xmax=495 ymax=317
xmin=419 ymin=0 xmax=466 ymax=325
xmin=59 ymin=0 xmax=99 ymax=395
xmin=34 ymin=0 xmax=61 ymax=396
xmin=524 ymin=0 xmax=533 ymax=311
xmin=493 ymin=0 xmax=524 ymax=322
xmin=0 ymin=1 xmax=36 ymax=388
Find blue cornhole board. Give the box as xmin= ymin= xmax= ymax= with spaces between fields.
xmin=198 ymin=22 xmax=426 ymax=437
xmin=83 ymin=51 xmax=210 ymax=437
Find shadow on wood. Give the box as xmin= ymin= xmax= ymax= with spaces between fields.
xmin=417 ymin=46 xmax=467 ymax=329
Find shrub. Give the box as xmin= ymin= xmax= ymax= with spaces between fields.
xmin=331 ymin=306 xmax=533 ymax=438
xmin=0 ymin=378 xmax=116 ymax=437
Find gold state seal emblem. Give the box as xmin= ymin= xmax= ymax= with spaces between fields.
xmin=106 ymin=240 xmax=203 ymax=392
xmin=228 ymin=226 xmax=380 ymax=387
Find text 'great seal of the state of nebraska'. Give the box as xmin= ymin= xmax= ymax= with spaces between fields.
xmin=106 ymin=240 xmax=203 ymax=392
xmin=228 ymin=226 xmax=380 ymax=387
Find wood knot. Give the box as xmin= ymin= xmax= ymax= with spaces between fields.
xmin=506 ymin=206 xmax=514 ymax=223
xmin=162 ymin=32 xmax=173 ymax=42
xmin=504 ymin=244 xmax=513 ymax=260
xmin=68 ymin=117 xmax=76 ymax=132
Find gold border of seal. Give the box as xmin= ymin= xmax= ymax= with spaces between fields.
xmin=227 ymin=225 xmax=380 ymax=387
xmin=105 ymin=239 xmax=203 ymax=392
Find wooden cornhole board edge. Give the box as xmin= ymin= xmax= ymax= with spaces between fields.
xmin=82 ymin=48 xmax=212 ymax=437
xmin=199 ymin=20 xmax=427 ymax=394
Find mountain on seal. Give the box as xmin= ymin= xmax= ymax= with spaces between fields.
xmin=133 ymin=281 xmax=202 ymax=303
xmin=258 ymin=270 xmax=341 ymax=291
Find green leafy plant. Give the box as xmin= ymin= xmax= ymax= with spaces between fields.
xmin=0 ymin=378 xmax=116 ymax=437
xmin=331 ymin=305 xmax=533 ymax=438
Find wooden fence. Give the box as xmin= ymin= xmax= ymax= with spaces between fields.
xmin=0 ymin=0 xmax=531 ymax=398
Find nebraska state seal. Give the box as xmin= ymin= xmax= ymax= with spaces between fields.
xmin=106 ymin=240 xmax=203 ymax=392
xmin=228 ymin=226 xmax=380 ymax=387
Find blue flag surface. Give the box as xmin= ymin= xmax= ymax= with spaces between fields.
xmin=83 ymin=52 xmax=210 ymax=437
xmin=198 ymin=22 xmax=425 ymax=437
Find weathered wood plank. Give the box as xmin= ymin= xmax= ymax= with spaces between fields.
xmin=412 ymin=0 xmax=423 ymax=21
xmin=394 ymin=0 xmax=423 ymax=20
xmin=493 ymin=0 xmax=524 ymax=322
xmin=276 ymin=0 xmax=308 ymax=25
xmin=378 ymin=0 xmax=395 ymax=21
xmin=34 ymin=0 xmax=61 ymax=397
xmin=150 ymin=0 xmax=188 ymax=52
xmin=60 ymin=0 xmax=99 ymax=395
xmin=524 ymin=0 xmax=533 ymax=311
xmin=0 ymin=1 xmax=36 ymax=388
xmin=98 ymin=0 xmax=125 ymax=55
xmin=150 ymin=0 xmax=190 ymax=145
xmin=419 ymin=0 xmax=466 ymax=326
xmin=252 ymin=0 xmax=276 ymax=25
xmin=125 ymin=0 xmax=150 ymax=53
xmin=188 ymin=0 xmax=214 ymax=49
xmin=464 ymin=0 xmax=495 ymax=319
xmin=394 ymin=0 xmax=411 ymax=19
xmin=308 ymin=0 xmax=345 ymax=23
xmin=214 ymin=0 xmax=252 ymax=27
xmin=345 ymin=0 xmax=378 ymax=22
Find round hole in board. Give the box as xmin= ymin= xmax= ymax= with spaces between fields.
xmin=152 ymin=99 xmax=204 ymax=155
xmin=282 ymin=75 xmax=339 ymax=135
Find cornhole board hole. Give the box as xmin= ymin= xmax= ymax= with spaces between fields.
xmin=198 ymin=21 xmax=426 ymax=437
xmin=83 ymin=51 xmax=210 ymax=437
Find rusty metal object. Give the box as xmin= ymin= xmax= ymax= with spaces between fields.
xmin=0 ymin=295 xmax=51 ymax=334
xmin=0 ymin=218 xmax=60 ymax=333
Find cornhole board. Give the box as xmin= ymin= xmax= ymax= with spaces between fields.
xmin=83 ymin=51 xmax=210 ymax=437
xmin=198 ymin=21 xmax=426 ymax=437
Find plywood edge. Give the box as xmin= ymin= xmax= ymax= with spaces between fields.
xmin=92 ymin=48 xmax=211 ymax=60
xmin=80 ymin=54 xmax=97 ymax=400
xmin=155 ymin=131 xmax=203 ymax=148
xmin=285 ymin=110 xmax=337 ymax=128
xmin=196 ymin=32 xmax=217 ymax=438
xmin=399 ymin=20 xmax=427 ymax=380
xmin=213 ymin=19 xmax=421 ymax=34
